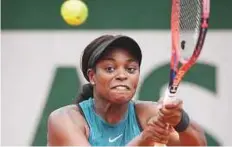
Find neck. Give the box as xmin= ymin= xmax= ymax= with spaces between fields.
xmin=93 ymin=96 xmax=129 ymax=124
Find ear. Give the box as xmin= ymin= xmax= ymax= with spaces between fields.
xmin=87 ymin=69 xmax=96 ymax=85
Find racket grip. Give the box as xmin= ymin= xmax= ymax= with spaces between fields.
xmin=164 ymin=87 xmax=177 ymax=103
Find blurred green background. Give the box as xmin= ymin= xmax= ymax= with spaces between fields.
xmin=2 ymin=0 xmax=232 ymax=30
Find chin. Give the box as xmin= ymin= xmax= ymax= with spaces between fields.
xmin=109 ymin=93 xmax=133 ymax=104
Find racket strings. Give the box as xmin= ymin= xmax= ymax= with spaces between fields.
xmin=180 ymin=0 xmax=201 ymax=30
xmin=179 ymin=0 xmax=202 ymax=62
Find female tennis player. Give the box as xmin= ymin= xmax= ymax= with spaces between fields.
xmin=47 ymin=35 xmax=207 ymax=146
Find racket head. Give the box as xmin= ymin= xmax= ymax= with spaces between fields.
xmin=169 ymin=0 xmax=210 ymax=95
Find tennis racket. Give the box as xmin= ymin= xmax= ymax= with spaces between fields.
xmin=154 ymin=0 xmax=210 ymax=146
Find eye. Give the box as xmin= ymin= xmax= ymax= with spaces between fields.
xmin=105 ymin=66 xmax=115 ymax=73
xmin=127 ymin=67 xmax=137 ymax=74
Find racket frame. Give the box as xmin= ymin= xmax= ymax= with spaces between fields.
xmin=154 ymin=0 xmax=210 ymax=146
xmin=168 ymin=0 xmax=210 ymax=97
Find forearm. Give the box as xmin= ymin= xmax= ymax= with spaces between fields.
xmin=178 ymin=121 xmax=207 ymax=146
xmin=126 ymin=132 xmax=155 ymax=146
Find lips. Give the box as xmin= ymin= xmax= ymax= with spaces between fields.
xmin=111 ymin=85 xmax=130 ymax=90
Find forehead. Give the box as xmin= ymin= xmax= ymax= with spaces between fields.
xmin=100 ymin=47 xmax=136 ymax=59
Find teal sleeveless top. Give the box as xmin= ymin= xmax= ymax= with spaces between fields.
xmin=78 ymin=98 xmax=142 ymax=146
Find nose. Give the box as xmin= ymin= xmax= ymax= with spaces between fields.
xmin=115 ymin=68 xmax=127 ymax=81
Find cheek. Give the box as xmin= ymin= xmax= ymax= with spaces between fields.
xmin=94 ymin=71 xmax=113 ymax=90
xmin=131 ymin=74 xmax=140 ymax=89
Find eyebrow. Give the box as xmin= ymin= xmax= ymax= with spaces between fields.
xmin=102 ymin=57 xmax=138 ymax=63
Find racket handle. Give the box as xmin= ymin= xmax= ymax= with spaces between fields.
xmin=154 ymin=88 xmax=177 ymax=147
xmin=164 ymin=87 xmax=177 ymax=102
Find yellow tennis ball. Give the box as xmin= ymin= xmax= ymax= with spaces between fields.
xmin=61 ymin=0 xmax=88 ymax=26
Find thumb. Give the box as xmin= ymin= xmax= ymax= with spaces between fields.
xmin=164 ymin=99 xmax=183 ymax=109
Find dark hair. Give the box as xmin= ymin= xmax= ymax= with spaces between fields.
xmin=76 ymin=34 xmax=142 ymax=103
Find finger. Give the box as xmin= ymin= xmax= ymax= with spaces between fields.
xmin=160 ymin=109 xmax=182 ymax=118
xmin=158 ymin=110 xmax=182 ymax=126
xmin=164 ymin=98 xmax=182 ymax=106
xmin=164 ymin=99 xmax=183 ymax=109
xmin=160 ymin=105 xmax=182 ymax=116
xmin=159 ymin=139 xmax=169 ymax=144
xmin=163 ymin=116 xmax=181 ymax=126
xmin=148 ymin=116 xmax=167 ymax=129
xmin=150 ymin=124 xmax=169 ymax=136
xmin=168 ymin=126 xmax=175 ymax=132
xmin=159 ymin=107 xmax=174 ymax=116
xmin=157 ymin=110 xmax=169 ymax=124
xmin=147 ymin=132 xmax=169 ymax=144
xmin=145 ymin=126 xmax=170 ymax=144
xmin=154 ymin=119 xmax=168 ymax=129
xmin=160 ymin=111 xmax=182 ymax=122
xmin=149 ymin=136 xmax=165 ymax=144
xmin=157 ymin=110 xmax=164 ymax=120
xmin=152 ymin=137 xmax=169 ymax=145
xmin=152 ymin=128 xmax=170 ymax=143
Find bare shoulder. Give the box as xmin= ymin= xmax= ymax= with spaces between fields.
xmin=47 ymin=104 xmax=89 ymax=137
xmin=47 ymin=105 xmax=91 ymax=145
xmin=133 ymin=100 xmax=160 ymax=129
xmin=49 ymin=105 xmax=77 ymax=122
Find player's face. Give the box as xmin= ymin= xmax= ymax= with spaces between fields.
xmin=89 ymin=48 xmax=140 ymax=104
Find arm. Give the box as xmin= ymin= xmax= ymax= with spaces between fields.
xmin=160 ymin=99 xmax=207 ymax=146
xmin=126 ymin=101 xmax=171 ymax=146
xmin=47 ymin=106 xmax=91 ymax=146
xmin=126 ymin=126 xmax=170 ymax=146
xmin=126 ymin=134 xmax=148 ymax=146
xmin=168 ymin=121 xmax=207 ymax=146
xmin=133 ymin=100 xmax=207 ymax=146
